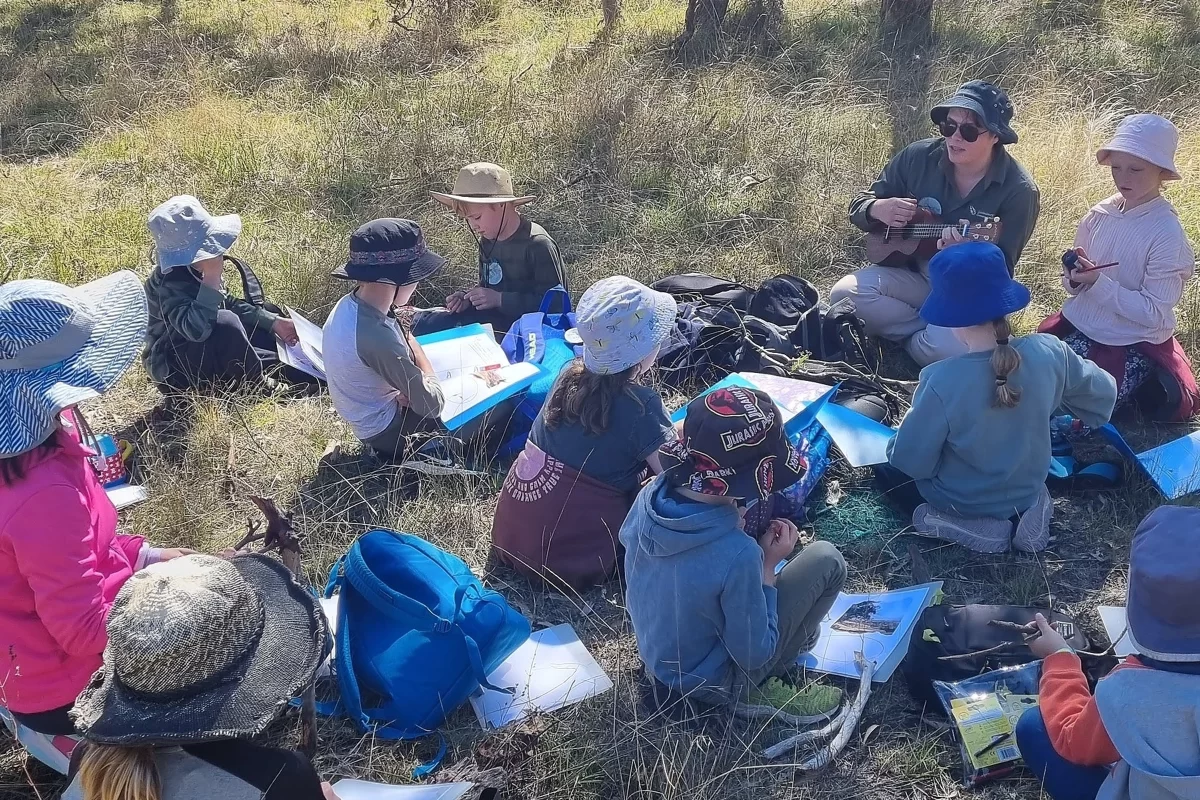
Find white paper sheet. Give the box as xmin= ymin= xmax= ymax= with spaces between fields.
xmin=330 ymin=779 xmax=474 ymax=800
xmin=469 ymin=624 xmax=612 ymax=729
xmin=798 ymin=582 xmax=942 ymax=683
xmin=1098 ymin=606 xmax=1136 ymax=658
xmin=277 ymin=306 xmax=327 ymax=380
xmin=106 ymin=483 xmax=148 ymax=510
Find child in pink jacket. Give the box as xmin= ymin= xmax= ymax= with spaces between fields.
xmin=0 ymin=274 xmax=191 ymax=746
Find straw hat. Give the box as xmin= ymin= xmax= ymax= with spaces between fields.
xmin=431 ymin=163 xmax=536 ymax=208
xmin=1096 ymin=113 xmax=1182 ymax=181
xmin=71 ymin=554 xmax=331 ymax=745
xmin=0 ymin=272 xmax=148 ymax=458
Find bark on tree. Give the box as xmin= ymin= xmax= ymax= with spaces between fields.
xmin=678 ymin=0 xmax=730 ymax=50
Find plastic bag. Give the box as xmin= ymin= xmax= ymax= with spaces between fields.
xmin=933 ymin=661 xmax=1042 ymax=788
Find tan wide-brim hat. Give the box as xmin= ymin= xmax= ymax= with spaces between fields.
xmin=431 ymin=162 xmax=536 ymax=208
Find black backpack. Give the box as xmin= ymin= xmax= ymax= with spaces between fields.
xmin=902 ymin=604 xmax=1093 ymax=711
xmin=650 ymin=272 xmax=756 ymax=312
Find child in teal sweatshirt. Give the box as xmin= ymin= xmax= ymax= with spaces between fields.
xmin=881 ymin=242 xmax=1117 ymax=553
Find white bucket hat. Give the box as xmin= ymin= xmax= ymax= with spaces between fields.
xmin=576 ymin=276 xmax=677 ymax=375
xmin=0 ymin=272 xmax=148 ymax=458
xmin=1097 ymin=113 xmax=1182 ymax=181
xmin=148 ymin=195 xmax=243 ymax=272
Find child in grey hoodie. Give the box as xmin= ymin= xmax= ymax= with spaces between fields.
xmin=620 ymin=386 xmax=847 ymax=714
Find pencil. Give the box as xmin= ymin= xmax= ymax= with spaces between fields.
xmin=1073 ymin=261 xmax=1119 ymax=274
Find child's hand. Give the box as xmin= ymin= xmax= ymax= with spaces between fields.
xmin=465 ymin=287 xmax=502 ymax=310
xmin=272 ymin=317 xmax=299 ymax=345
xmin=1028 ymin=613 xmax=1072 ymax=659
xmin=446 ymin=291 xmax=469 ymax=313
xmin=758 ymin=519 xmax=799 ymax=565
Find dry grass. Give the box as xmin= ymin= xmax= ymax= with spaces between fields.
xmin=3 ymin=0 xmax=1200 ymax=797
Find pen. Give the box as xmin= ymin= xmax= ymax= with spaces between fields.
xmin=973 ymin=732 xmax=1012 ymax=759
xmin=1073 ymin=260 xmax=1119 ymax=274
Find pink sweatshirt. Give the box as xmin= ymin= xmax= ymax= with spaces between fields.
xmin=0 ymin=416 xmax=144 ymax=714
xmin=1062 ymin=194 xmax=1195 ymax=347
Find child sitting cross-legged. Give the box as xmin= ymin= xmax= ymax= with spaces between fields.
xmin=1018 ymin=505 xmax=1200 ymax=800
xmin=878 ymin=241 xmax=1118 ymax=553
xmin=622 ymin=386 xmax=848 ymax=717
xmin=491 ymin=276 xmax=677 ymax=592
xmin=415 ymin=163 xmax=566 ymax=337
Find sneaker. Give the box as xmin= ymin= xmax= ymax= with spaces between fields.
xmin=748 ymin=677 xmax=842 ymax=723
xmin=912 ymin=504 xmax=1012 ymax=554
xmin=1012 ymin=485 xmax=1052 ymax=553
xmin=399 ymin=437 xmax=481 ymax=477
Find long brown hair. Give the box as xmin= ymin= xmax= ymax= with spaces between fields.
xmin=991 ymin=317 xmax=1022 ymax=408
xmin=0 ymin=437 xmax=60 ymax=486
xmin=78 ymin=744 xmax=161 ymax=800
xmin=542 ymin=360 xmax=642 ymax=436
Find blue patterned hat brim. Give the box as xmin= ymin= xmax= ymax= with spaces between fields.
xmin=0 ymin=271 xmax=148 ymax=457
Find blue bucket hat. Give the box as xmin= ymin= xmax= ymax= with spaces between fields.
xmin=330 ymin=219 xmax=446 ymax=286
xmin=919 ymin=241 xmax=1030 ymax=328
xmin=1125 ymin=506 xmax=1200 ymax=662
xmin=576 ymin=276 xmax=677 ymax=375
xmin=931 ymin=80 xmax=1018 ymax=146
xmin=148 ymin=195 xmax=242 ymax=272
xmin=0 ymin=272 xmax=148 ymax=457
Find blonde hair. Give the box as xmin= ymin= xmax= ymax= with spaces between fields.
xmin=991 ymin=317 xmax=1022 ymax=408
xmin=79 ymin=744 xmax=161 ymax=800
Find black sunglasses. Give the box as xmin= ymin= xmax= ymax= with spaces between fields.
xmin=937 ymin=120 xmax=987 ymax=143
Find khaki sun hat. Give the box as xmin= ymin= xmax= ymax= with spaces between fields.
xmin=431 ymin=162 xmax=536 ymax=208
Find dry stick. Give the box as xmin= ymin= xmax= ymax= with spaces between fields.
xmin=764 ymin=654 xmax=876 ymax=763
xmin=758 ymin=707 xmax=848 ymax=759
xmin=733 ymin=702 xmax=842 ymax=730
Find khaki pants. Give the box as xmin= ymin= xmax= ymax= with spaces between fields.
xmin=830 ymin=265 xmax=966 ymax=366
xmin=746 ymin=541 xmax=847 ymax=687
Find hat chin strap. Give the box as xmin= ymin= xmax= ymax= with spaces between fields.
xmin=0 ymin=308 xmax=96 ymax=371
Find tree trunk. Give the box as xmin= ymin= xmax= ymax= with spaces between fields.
xmin=601 ymin=0 xmax=621 ymax=31
xmin=678 ymin=0 xmax=730 ymax=51
xmin=880 ymin=0 xmax=933 ymax=37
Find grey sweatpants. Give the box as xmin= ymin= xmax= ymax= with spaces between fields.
xmin=830 ymin=265 xmax=967 ymax=366
xmin=746 ymin=541 xmax=848 ymax=687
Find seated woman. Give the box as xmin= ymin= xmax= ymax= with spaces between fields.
xmin=1040 ymin=113 xmax=1198 ymax=421
xmin=62 ymin=553 xmax=336 ymax=800
xmin=878 ymin=242 xmax=1117 ymax=553
xmin=0 ymin=274 xmax=193 ymax=770
xmin=143 ymin=195 xmax=304 ymax=394
xmin=491 ymin=276 xmax=677 ymax=592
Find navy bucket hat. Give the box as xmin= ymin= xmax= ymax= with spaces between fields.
xmin=931 ymin=80 xmax=1018 ymax=146
xmin=331 ymin=219 xmax=446 ymax=286
xmin=919 ymin=241 xmax=1030 ymax=328
xmin=1124 ymin=506 xmax=1200 ymax=662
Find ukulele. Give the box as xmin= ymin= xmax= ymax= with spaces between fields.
xmin=865 ymin=208 xmax=1002 ymax=270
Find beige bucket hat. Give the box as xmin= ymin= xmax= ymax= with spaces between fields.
xmin=1096 ymin=114 xmax=1182 ymax=181
xmin=431 ymin=162 xmax=536 ymax=208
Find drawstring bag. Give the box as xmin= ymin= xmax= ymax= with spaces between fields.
xmin=322 ymin=530 xmax=530 ymax=773
xmin=501 ymin=285 xmax=581 ymax=423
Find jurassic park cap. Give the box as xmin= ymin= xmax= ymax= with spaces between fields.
xmin=659 ymin=386 xmax=807 ymax=500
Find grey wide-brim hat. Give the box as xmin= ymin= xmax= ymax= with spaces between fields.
xmin=1124 ymin=505 xmax=1200 ymax=662
xmin=71 ymin=554 xmax=331 ymax=745
xmin=148 ymin=195 xmax=242 ymax=272
xmin=0 ymin=272 xmax=148 ymax=458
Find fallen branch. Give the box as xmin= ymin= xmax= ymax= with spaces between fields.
xmin=768 ymin=652 xmax=873 ymax=767
xmin=760 ymin=706 xmax=848 ymax=759
xmin=734 ymin=701 xmax=840 ymax=729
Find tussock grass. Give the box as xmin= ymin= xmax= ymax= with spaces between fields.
xmin=4 ymin=0 xmax=1200 ymax=798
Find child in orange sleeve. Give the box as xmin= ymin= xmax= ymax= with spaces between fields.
xmin=1017 ymin=505 xmax=1200 ymax=800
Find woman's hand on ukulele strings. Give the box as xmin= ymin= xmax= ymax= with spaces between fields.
xmin=937 ymin=225 xmax=968 ymax=251
xmin=869 ymin=197 xmax=919 ymax=228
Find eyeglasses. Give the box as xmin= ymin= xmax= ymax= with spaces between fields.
xmin=937 ymin=120 xmax=986 ymax=143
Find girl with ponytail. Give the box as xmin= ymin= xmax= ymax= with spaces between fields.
xmin=877 ymin=242 xmax=1118 ymax=553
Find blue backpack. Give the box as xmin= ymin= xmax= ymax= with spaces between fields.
xmin=323 ymin=530 xmax=530 ymax=749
